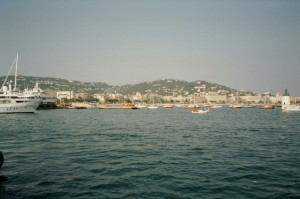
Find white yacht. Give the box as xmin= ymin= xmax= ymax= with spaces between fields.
xmin=135 ymin=104 xmax=146 ymax=109
xmin=0 ymin=54 xmax=41 ymax=113
xmin=0 ymin=83 xmax=40 ymax=113
xmin=22 ymin=82 xmax=57 ymax=109
xmin=282 ymin=89 xmax=300 ymax=112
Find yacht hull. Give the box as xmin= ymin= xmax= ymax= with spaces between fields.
xmin=0 ymin=103 xmax=38 ymax=113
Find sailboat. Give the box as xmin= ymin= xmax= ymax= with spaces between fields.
xmin=147 ymin=95 xmax=158 ymax=109
xmin=0 ymin=54 xmax=41 ymax=113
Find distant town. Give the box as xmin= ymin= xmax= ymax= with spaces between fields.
xmin=1 ymin=75 xmax=299 ymax=108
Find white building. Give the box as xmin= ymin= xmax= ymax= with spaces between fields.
xmin=205 ymin=94 xmax=227 ymax=104
xmin=239 ymin=95 xmax=264 ymax=103
xmin=94 ymin=93 xmax=106 ymax=103
xmin=56 ymin=91 xmax=75 ymax=100
xmin=131 ymin=92 xmax=143 ymax=101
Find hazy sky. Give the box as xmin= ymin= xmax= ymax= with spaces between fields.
xmin=1 ymin=0 xmax=300 ymax=95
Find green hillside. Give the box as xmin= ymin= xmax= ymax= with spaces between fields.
xmin=0 ymin=76 xmax=238 ymax=96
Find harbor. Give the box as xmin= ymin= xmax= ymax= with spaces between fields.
xmin=1 ymin=0 xmax=300 ymax=198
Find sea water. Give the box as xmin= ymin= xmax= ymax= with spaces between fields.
xmin=0 ymin=107 xmax=299 ymax=199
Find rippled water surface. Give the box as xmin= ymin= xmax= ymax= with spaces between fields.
xmin=0 ymin=107 xmax=299 ymax=198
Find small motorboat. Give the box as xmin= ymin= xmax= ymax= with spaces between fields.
xmin=192 ymin=108 xmax=209 ymax=114
xmin=259 ymin=105 xmax=275 ymax=109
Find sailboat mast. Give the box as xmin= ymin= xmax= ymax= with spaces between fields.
xmin=13 ymin=53 xmax=18 ymax=91
xmin=1 ymin=54 xmax=17 ymax=90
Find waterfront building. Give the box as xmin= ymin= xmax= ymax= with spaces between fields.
xmin=131 ymin=92 xmax=143 ymax=102
xmin=187 ymin=95 xmax=206 ymax=104
xmin=75 ymin=93 xmax=89 ymax=99
xmin=239 ymin=95 xmax=264 ymax=104
xmin=56 ymin=91 xmax=75 ymax=100
xmin=172 ymin=95 xmax=186 ymax=104
xmin=269 ymin=96 xmax=280 ymax=104
xmin=280 ymin=96 xmax=297 ymax=104
xmin=204 ymin=92 xmax=227 ymax=104
xmin=94 ymin=93 xmax=106 ymax=103
xmin=162 ymin=96 xmax=173 ymax=103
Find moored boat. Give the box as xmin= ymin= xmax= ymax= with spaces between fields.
xmin=135 ymin=104 xmax=146 ymax=109
xmin=163 ymin=104 xmax=174 ymax=108
xmin=185 ymin=104 xmax=201 ymax=109
xmin=242 ymin=105 xmax=256 ymax=108
xmin=259 ymin=105 xmax=275 ymax=109
xmin=22 ymin=82 xmax=57 ymax=109
xmin=210 ymin=105 xmax=222 ymax=109
xmin=99 ymin=103 xmax=138 ymax=109
xmin=147 ymin=105 xmax=158 ymax=109
xmin=0 ymin=54 xmax=40 ymax=113
xmin=192 ymin=108 xmax=209 ymax=114
xmin=230 ymin=104 xmax=242 ymax=109
xmin=0 ymin=84 xmax=40 ymax=113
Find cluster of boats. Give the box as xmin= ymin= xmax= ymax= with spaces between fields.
xmin=66 ymin=103 xmax=220 ymax=112
xmin=65 ymin=99 xmax=300 ymax=113
xmin=229 ymin=104 xmax=275 ymax=109
xmin=68 ymin=103 xmax=169 ymax=109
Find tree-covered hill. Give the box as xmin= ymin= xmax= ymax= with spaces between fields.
xmin=0 ymin=76 xmax=238 ymax=96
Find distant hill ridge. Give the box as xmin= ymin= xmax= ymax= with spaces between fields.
xmin=0 ymin=75 xmax=237 ymax=96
